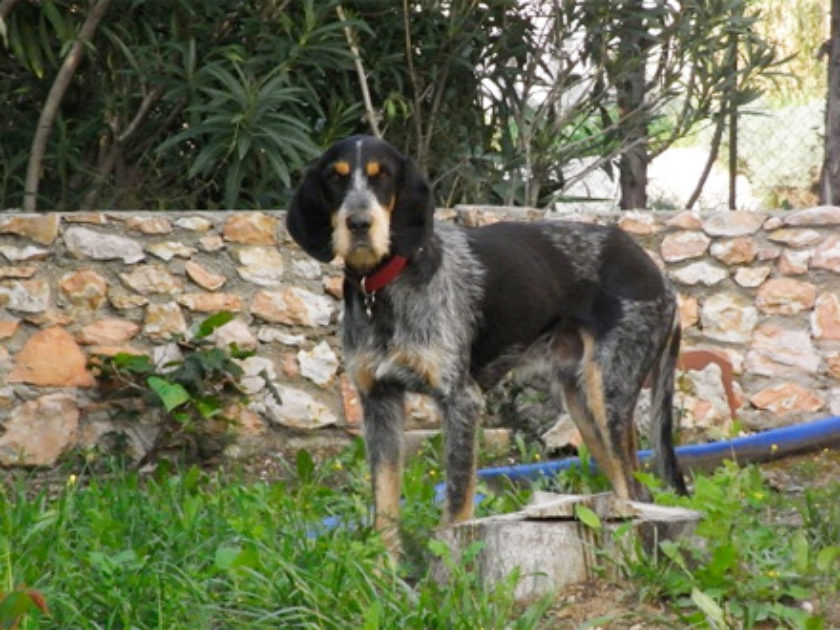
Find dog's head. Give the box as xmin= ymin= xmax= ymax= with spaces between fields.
xmin=286 ymin=135 xmax=434 ymax=272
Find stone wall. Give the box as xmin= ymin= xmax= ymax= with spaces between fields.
xmin=0 ymin=207 xmax=839 ymax=467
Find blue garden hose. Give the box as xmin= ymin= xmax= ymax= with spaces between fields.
xmin=317 ymin=415 xmax=840 ymax=532
xmin=434 ymin=414 xmax=840 ymax=503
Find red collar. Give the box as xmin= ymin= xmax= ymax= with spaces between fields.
xmin=358 ymin=255 xmax=408 ymax=294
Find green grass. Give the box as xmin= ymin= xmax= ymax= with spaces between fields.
xmin=2 ymin=440 xmax=839 ymax=629
xmin=0 ymin=440 xmax=549 ymax=630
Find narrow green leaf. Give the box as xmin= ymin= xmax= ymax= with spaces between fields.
xmin=43 ymin=0 xmax=71 ymax=42
xmin=296 ymin=449 xmax=314 ymax=482
xmin=21 ymin=18 xmax=45 ymax=78
xmin=236 ymin=133 xmax=252 ymax=161
xmin=223 ymin=157 xmax=243 ymax=208
xmin=188 ymin=143 xmax=229 ymax=179
xmin=362 ymin=599 xmax=381 ymax=630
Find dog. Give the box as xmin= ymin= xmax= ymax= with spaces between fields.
xmin=286 ymin=135 xmax=687 ymax=553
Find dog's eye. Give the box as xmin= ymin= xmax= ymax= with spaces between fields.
xmin=366 ymin=161 xmax=390 ymax=179
xmin=327 ymin=161 xmax=351 ymax=182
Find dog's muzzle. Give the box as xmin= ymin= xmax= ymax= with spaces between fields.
xmin=346 ymin=211 xmax=373 ymax=237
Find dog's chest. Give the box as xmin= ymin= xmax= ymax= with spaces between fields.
xmin=342 ymin=290 xmax=462 ymax=396
xmin=341 ymin=227 xmax=483 ymax=397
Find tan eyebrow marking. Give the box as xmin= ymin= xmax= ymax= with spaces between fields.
xmin=366 ymin=161 xmax=381 ymax=177
xmin=333 ymin=161 xmax=351 ymax=176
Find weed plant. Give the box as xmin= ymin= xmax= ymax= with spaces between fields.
xmin=620 ymin=463 xmax=840 ymax=629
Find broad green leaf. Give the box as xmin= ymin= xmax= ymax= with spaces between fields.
xmin=816 ymin=545 xmax=840 ymax=572
xmin=691 ymin=587 xmax=727 ymax=629
xmin=574 ymin=504 xmax=602 ymax=530
xmin=462 ymin=540 xmax=486 ymax=563
xmin=427 ymin=539 xmax=450 ymax=559
xmin=792 ymin=530 xmax=809 ymax=573
xmin=708 ymin=542 xmax=737 ymax=577
xmin=194 ymin=311 xmax=234 ymax=339
xmin=228 ymin=342 xmax=255 ymax=361
xmin=147 ymin=376 xmax=190 ymax=412
xmin=214 ymin=545 xmax=241 ymax=570
xmin=110 ymin=352 xmax=154 ymax=374
xmin=194 ymin=395 xmax=220 ymax=419
xmin=214 ymin=545 xmax=258 ymax=571
xmin=173 ymin=411 xmax=191 ymax=425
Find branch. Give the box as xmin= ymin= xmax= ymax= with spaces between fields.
xmin=117 ymin=85 xmax=162 ymax=143
xmin=82 ymin=84 xmax=163 ymax=209
xmin=336 ymin=5 xmax=381 ymax=138
xmin=401 ymin=0 xmax=425 ymax=163
xmin=23 ymin=0 xmax=112 ymax=211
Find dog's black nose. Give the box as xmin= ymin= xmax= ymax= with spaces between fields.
xmin=346 ymin=214 xmax=372 ymax=233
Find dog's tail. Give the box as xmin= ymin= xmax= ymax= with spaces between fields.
xmin=648 ymin=305 xmax=688 ymax=495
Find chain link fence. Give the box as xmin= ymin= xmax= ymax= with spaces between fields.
xmin=557 ymin=98 xmax=826 ymax=213
xmin=735 ymin=99 xmax=824 ymax=209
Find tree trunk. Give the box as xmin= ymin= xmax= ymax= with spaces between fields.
xmin=686 ymin=108 xmax=727 ymax=210
xmin=617 ymin=0 xmax=648 ymax=210
xmin=821 ymin=0 xmax=840 ymax=205
xmin=23 ymin=0 xmax=111 ymax=211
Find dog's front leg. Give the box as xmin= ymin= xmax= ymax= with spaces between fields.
xmin=438 ymin=382 xmax=482 ymax=524
xmin=361 ymin=382 xmax=406 ymax=557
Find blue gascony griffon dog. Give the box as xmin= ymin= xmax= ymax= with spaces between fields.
xmin=286 ymin=135 xmax=687 ymax=553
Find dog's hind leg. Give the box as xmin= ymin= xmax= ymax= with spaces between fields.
xmin=362 ymin=383 xmax=406 ymax=556
xmin=562 ymin=381 xmax=643 ymax=500
xmin=438 ymin=381 xmax=483 ymax=524
xmin=560 ymin=382 xmax=619 ymax=488
xmin=566 ymin=331 xmax=650 ymax=501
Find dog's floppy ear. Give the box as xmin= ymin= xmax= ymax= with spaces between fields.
xmin=286 ymin=164 xmax=334 ymax=262
xmin=390 ymin=156 xmax=434 ymax=258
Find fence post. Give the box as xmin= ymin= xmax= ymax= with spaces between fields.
xmin=728 ymin=3 xmax=741 ymax=210
xmin=821 ymin=0 xmax=840 ymax=204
